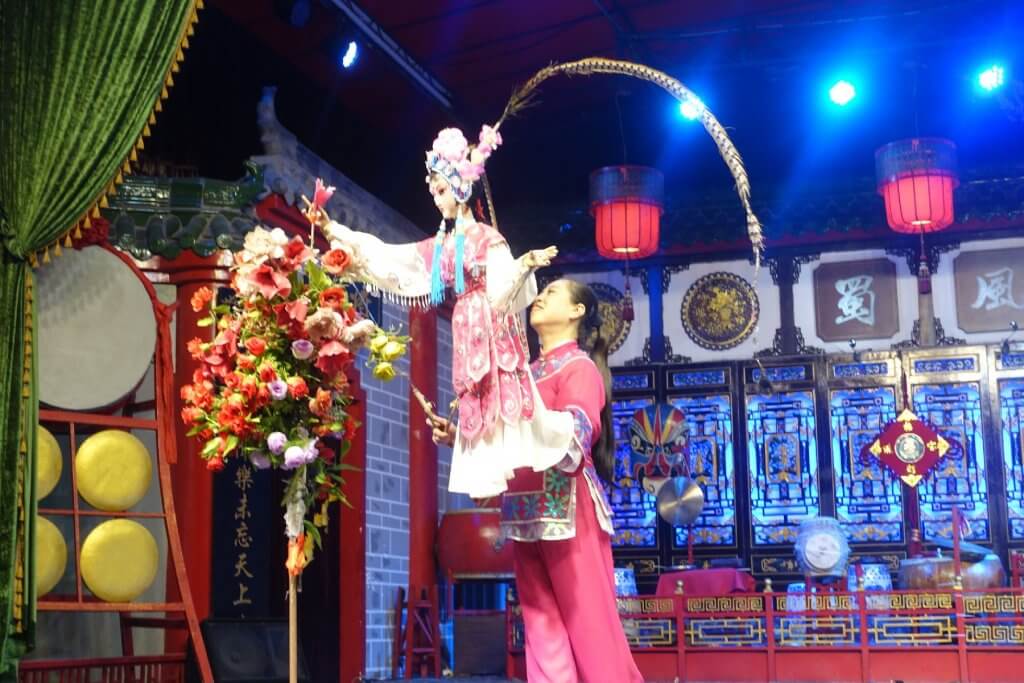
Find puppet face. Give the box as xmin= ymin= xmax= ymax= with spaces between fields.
xmin=530 ymin=279 xmax=585 ymax=332
xmin=629 ymin=404 xmax=688 ymax=491
xmin=428 ymin=173 xmax=459 ymax=219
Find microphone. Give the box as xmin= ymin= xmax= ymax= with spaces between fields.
xmin=1002 ymin=321 xmax=1019 ymax=357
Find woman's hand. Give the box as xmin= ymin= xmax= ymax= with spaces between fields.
xmin=427 ymin=416 xmax=456 ymax=447
xmin=524 ymin=245 xmax=558 ymax=270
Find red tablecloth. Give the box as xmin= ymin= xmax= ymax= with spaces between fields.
xmin=655 ymin=568 xmax=756 ymax=596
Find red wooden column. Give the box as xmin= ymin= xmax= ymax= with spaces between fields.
xmin=340 ymin=368 xmax=367 ymax=681
xmin=408 ymin=307 xmax=439 ymax=592
xmin=156 ymin=251 xmax=231 ymax=649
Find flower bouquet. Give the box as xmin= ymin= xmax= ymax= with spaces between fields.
xmin=179 ymin=192 xmax=406 ymax=574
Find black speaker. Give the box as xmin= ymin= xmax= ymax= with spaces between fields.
xmin=453 ymin=612 xmax=506 ymax=676
xmin=193 ymin=619 xmax=311 ymax=682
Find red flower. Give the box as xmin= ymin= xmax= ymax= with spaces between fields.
xmin=187 ymin=337 xmax=205 ymax=360
xmin=275 ymin=298 xmax=308 ymax=323
xmin=180 ymin=406 xmax=204 ymax=425
xmin=258 ymin=363 xmax=278 ymax=383
xmin=321 ymin=249 xmax=351 ymax=275
xmin=224 ymin=372 xmax=242 ymax=390
xmin=315 ymin=340 xmax=353 ymax=377
xmin=281 ymin=237 xmax=314 ymax=271
xmin=180 ymin=384 xmax=195 ymax=402
xmin=198 ymin=428 xmax=214 ymax=441
xmin=245 ymin=337 xmax=268 ymax=356
xmin=247 ymin=263 xmax=292 ymax=300
xmin=309 ymin=388 xmax=332 ymax=418
xmin=318 ymin=286 xmax=347 ymax=312
xmin=317 ymin=442 xmax=337 ymax=464
xmin=206 ymin=456 xmax=225 ymax=472
xmin=287 ymin=376 xmax=309 ymax=399
xmin=240 ymin=376 xmax=259 ymax=401
xmin=236 ymin=354 xmax=256 ymax=371
xmin=343 ymin=417 xmax=358 ymax=442
xmin=256 ymin=384 xmax=271 ymax=405
xmin=190 ymin=287 xmax=214 ymax=313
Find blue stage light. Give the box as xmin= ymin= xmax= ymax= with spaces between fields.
xmin=978 ymin=64 xmax=1005 ymax=92
xmin=341 ymin=41 xmax=359 ymax=69
xmin=829 ymin=80 xmax=856 ymax=106
xmin=678 ymin=96 xmax=703 ymax=121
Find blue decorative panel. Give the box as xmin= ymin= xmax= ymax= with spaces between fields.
xmin=832 ymin=362 xmax=891 ymax=379
xmin=912 ymin=357 xmax=977 ymax=374
xmin=829 ymin=387 xmax=904 ymax=543
xmin=752 ymin=366 xmax=807 ymax=383
xmin=670 ymin=369 xmax=727 ymax=388
xmin=999 ymin=353 xmax=1024 ymax=370
xmin=998 ymin=379 xmax=1024 ymax=539
xmin=611 ymin=397 xmax=658 ymax=547
xmin=746 ymin=391 xmax=820 ymax=545
xmin=912 ymin=383 xmax=989 ymax=541
xmin=668 ymin=395 xmax=736 ymax=546
xmin=614 ymin=373 xmax=652 ymax=391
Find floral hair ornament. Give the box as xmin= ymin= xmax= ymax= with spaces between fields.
xmin=424 ymin=124 xmax=503 ymax=304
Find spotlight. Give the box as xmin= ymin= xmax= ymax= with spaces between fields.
xmin=678 ymin=96 xmax=704 ymax=121
xmin=978 ymin=64 xmax=1005 ymax=92
xmin=341 ymin=40 xmax=359 ymax=70
xmin=829 ymin=80 xmax=856 ymax=106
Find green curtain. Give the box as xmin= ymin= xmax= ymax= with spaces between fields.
xmin=0 ymin=2 xmax=199 ymax=677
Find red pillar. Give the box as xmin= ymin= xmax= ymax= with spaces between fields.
xmin=155 ymin=252 xmax=231 ymax=649
xmin=408 ymin=308 xmax=439 ymax=592
xmin=340 ymin=369 xmax=367 ymax=681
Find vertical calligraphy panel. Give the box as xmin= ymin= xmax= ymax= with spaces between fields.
xmin=746 ymin=390 xmax=820 ymax=545
xmin=668 ymin=394 xmax=736 ymax=547
xmin=998 ymin=379 xmax=1024 ymax=540
xmin=912 ymin=383 xmax=990 ymax=541
xmin=829 ymin=387 xmax=904 ymax=543
xmin=611 ymin=397 xmax=658 ymax=548
xmin=211 ymin=458 xmax=273 ymax=617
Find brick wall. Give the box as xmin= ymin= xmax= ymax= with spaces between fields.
xmin=362 ymin=308 xmax=458 ymax=678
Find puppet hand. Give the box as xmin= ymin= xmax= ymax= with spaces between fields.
xmin=524 ymin=245 xmax=558 ymax=269
xmin=427 ymin=416 xmax=456 ymax=447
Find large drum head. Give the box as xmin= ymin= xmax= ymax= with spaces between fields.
xmin=36 ymin=246 xmax=156 ymax=411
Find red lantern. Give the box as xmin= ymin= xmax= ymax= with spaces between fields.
xmin=590 ymin=166 xmax=663 ymax=259
xmin=875 ymin=138 xmax=958 ymax=234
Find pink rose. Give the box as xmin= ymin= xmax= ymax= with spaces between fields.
xmin=304 ymin=308 xmax=345 ymax=343
xmin=246 ymin=264 xmax=292 ymax=301
xmin=478 ymin=125 xmax=502 ymax=151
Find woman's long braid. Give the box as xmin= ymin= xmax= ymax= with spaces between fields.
xmin=568 ymin=282 xmax=616 ymax=484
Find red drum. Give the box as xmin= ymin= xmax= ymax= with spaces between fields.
xmin=437 ymin=508 xmax=513 ymax=578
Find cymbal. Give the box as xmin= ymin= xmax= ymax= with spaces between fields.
xmin=656 ymin=476 xmax=705 ymax=527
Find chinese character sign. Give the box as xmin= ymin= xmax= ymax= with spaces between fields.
xmin=813 ymin=259 xmax=899 ymax=341
xmin=212 ymin=457 xmax=271 ymax=618
xmin=861 ymin=409 xmax=952 ymax=487
xmin=954 ymin=248 xmax=1024 ymax=332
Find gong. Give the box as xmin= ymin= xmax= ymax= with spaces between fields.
xmin=655 ymin=476 xmax=705 ymax=526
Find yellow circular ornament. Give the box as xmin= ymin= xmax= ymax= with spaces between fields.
xmin=36 ymin=516 xmax=68 ymax=596
xmin=80 ymin=519 xmax=159 ymax=602
xmin=36 ymin=425 xmax=63 ymax=500
xmin=75 ymin=430 xmax=152 ymax=511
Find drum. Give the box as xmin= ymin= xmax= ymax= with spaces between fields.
xmin=898 ymin=554 xmax=1006 ymax=590
xmin=437 ymin=508 xmax=513 ymax=578
xmin=36 ymin=246 xmax=156 ymax=411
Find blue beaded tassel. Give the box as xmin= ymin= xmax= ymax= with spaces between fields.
xmin=454 ymin=215 xmax=467 ymax=296
xmin=429 ymin=221 xmax=445 ymax=306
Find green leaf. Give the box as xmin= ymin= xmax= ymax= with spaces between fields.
xmin=222 ymin=434 xmax=240 ymax=456
xmin=305 ymin=260 xmax=331 ymax=291
xmin=201 ymin=439 xmax=220 ymax=457
xmin=196 ymin=317 xmax=214 ymax=327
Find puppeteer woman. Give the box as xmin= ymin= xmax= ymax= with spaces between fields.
xmin=310 ymin=125 xmax=574 ymax=499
